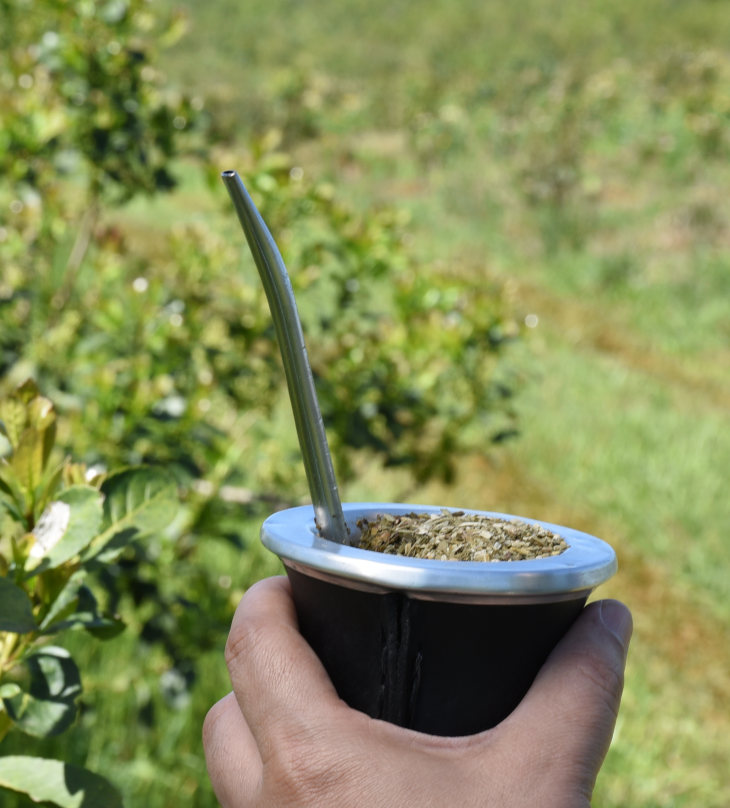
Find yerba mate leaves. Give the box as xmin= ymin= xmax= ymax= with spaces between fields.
xmin=357 ymin=510 xmax=568 ymax=561
xmin=0 ymin=577 xmax=37 ymax=633
xmin=0 ymin=381 xmax=178 ymax=806
xmin=39 ymin=572 xmax=125 ymax=640
xmin=26 ymin=486 xmax=104 ymax=576
xmin=0 ymin=382 xmax=57 ymax=501
xmin=0 ymin=756 xmax=123 ymax=808
xmin=81 ymin=467 xmax=177 ymax=563
xmin=0 ymin=646 xmax=82 ymax=737
xmin=0 ymin=380 xmax=45 ymax=445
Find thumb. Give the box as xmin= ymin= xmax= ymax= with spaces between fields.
xmin=503 ymin=599 xmax=632 ymax=797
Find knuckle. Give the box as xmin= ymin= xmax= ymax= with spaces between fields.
xmin=225 ymin=614 xmax=271 ymax=670
xmin=225 ymin=616 xmax=302 ymax=703
xmin=270 ymin=727 xmax=355 ymax=800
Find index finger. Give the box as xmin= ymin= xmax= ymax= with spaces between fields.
xmin=225 ymin=575 xmax=344 ymax=762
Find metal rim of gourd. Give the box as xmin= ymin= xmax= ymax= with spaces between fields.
xmin=262 ymin=502 xmax=618 ymax=604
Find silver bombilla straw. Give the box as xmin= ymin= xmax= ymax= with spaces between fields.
xmin=221 ymin=170 xmax=350 ymax=545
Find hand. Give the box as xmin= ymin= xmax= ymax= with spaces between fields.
xmin=204 ymin=576 xmax=632 ymax=808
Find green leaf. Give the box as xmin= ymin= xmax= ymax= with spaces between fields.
xmin=13 ymin=379 xmax=41 ymax=406
xmin=0 ymin=460 xmax=27 ymax=522
xmin=26 ymin=486 xmax=104 ymax=575
xmin=40 ymin=573 xmax=125 ymax=639
xmin=102 ymin=467 xmax=177 ymax=533
xmin=0 ymin=756 xmax=123 ymax=808
xmin=38 ymin=572 xmax=87 ymax=629
xmin=8 ymin=395 xmax=56 ymax=497
xmin=1 ymin=646 xmax=81 ymax=737
xmin=28 ymin=395 xmax=57 ymax=471
xmin=82 ymin=467 xmax=177 ymax=562
xmin=0 ymin=577 xmax=37 ymax=633
xmin=0 ymin=397 xmax=27 ymax=448
xmin=35 ymin=458 xmax=67 ymax=515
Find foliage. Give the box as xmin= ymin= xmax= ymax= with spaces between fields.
xmin=0 ymin=0 xmax=196 ymax=202
xmin=0 ymin=756 xmax=123 ymax=808
xmin=0 ymin=3 xmax=522 ymax=805
xmin=217 ymin=144 xmax=520 ymax=482
xmin=0 ymin=381 xmax=178 ymax=806
xmin=0 ymin=0 xmax=205 ymax=474
xmin=0 ymin=2 xmax=520 ymax=495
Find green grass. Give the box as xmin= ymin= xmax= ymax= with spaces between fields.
xmin=512 ymin=340 xmax=729 ymax=617
xmin=4 ymin=0 xmax=730 ymax=805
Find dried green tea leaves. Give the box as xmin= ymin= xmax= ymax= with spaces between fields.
xmin=357 ymin=510 xmax=568 ymax=561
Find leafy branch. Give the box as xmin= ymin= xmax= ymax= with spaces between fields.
xmin=0 ymin=381 xmax=178 ymax=806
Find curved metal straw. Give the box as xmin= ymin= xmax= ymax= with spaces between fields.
xmin=222 ymin=170 xmax=350 ymax=545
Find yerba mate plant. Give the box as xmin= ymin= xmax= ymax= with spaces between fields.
xmin=0 ymin=381 xmax=177 ymax=806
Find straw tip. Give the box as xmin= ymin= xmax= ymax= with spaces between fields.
xmin=221 ymin=169 xmax=238 ymax=179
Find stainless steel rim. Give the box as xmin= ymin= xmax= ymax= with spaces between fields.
xmin=261 ymin=503 xmax=617 ymax=603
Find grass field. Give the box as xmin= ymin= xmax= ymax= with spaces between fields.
xmin=4 ymin=0 xmax=729 ymax=805
xmin=163 ymin=3 xmax=730 ymax=804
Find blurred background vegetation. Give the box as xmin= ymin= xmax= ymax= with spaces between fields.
xmin=1 ymin=0 xmax=728 ymax=805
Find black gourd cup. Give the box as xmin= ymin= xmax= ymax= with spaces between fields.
xmin=262 ymin=502 xmax=617 ymax=737
xmin=222 ymin=171 xmax=618 ymax=737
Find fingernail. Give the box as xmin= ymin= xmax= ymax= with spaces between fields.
xmin=599 ymin=600 xmax=633 ymax=653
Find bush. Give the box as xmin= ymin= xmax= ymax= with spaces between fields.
xmin=0 ymin=381 xmax=177 ymax=805
xmin=0 ymin=4 xmax=521 ymax=803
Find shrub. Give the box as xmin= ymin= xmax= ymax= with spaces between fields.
xmin=0 ymin=381 xmax=177 ymax=806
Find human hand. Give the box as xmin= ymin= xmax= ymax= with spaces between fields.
xmin=204 ymin=576 xmax=632 ymax=808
